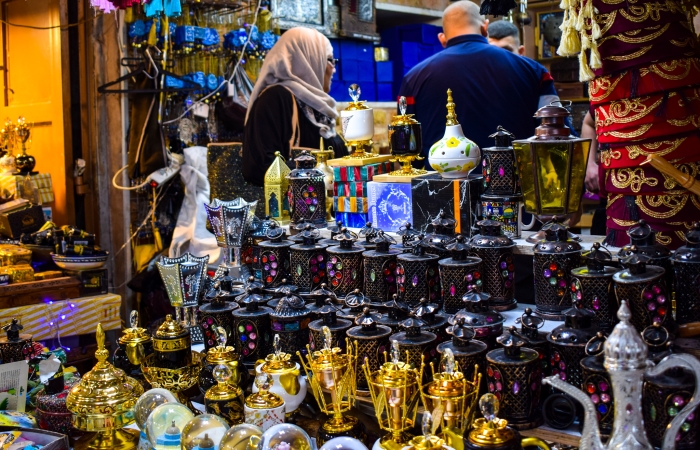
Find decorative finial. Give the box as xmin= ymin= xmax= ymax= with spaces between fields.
xmin=399 ymin=96 xmax=407 ymax=116
xmin=322 ymin=325 xmax=332 ymax=351
xmin=617 ymin=300 xmax=632 ymax=321
xmin=273 ymin=334 xmax=281 ymax=357
xmin=445 ymin=89 xmax=459 ymax=126
xmin=130 ymin=310 xmax=139 ymax=329
xmin=216 ymin=326 xmax=228 ymax=349
xmin=391 ymin=339 xmax=400 ymax=364
xmin=213 ymin=363 xmax=232 ymax=385
xmin=480 ymin=393 xmax=499 ymax=423
xmin=442 ymin=348 xmax=455 ymax=375
xmin=255 ymin=372 xmax=273 ymax=392
xmin=95 ymin=323 xmax=108 ymax=363
xmin=422 ymin=411 xmax=433 ymax=440
xmin=349 ymin=84 xmax=361 ymax=103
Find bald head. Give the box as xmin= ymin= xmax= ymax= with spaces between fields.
xmin=438 ymin=1 xmax=488 ymax=46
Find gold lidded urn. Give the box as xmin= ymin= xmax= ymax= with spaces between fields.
xmin=404 ymin=412 xmax=449 ymax=450
xmin=341 ymin=84 xmax=375 ymax=159
xmin=66 ymin=323 xmax=144 ymax=450
xmin=299 ymin=326 xmax=364 ymax=445
xmin=199 ymin=327 xmax=249 ymax=396
xmin=113 ymin=311 xmax=153 ymax=389
xmin=204 ymin=362 xmax=246 ymax=426
xmin=388 ymin=96 xmax=426 ymax=177
xmin=254 ymin=334 xmax=307 ymax=416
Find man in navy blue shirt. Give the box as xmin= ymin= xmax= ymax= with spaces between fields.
xmin=399 ymin=1 xmax=560 ymax=168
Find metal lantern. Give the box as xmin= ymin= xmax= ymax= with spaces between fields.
xmin=339 ymin=289 xmax=369 ymax=321
xmin=579 ymin=332 xmax=613 ymax=437
xmin=421 ymin=212 xmax=457 ymax=259
xmin=378 ymin=294 xmax=411 ymax=333
xmin=470 ymin=220 xmax=517 ymax=311
xmin=532 ymin=222 xmax=583 ymax=320
xmin=288 ymin=224 xmax=328 ymax=294
xmin=618 ymin=220 xmax=673 ymax=289
xmin=305 ymin=284 xmax=340 ymax=319
xmin=570 ymin=243 xmax=620 ymax=332
xmin=512 ymin=102 xmax=591 ymax=239
xmin=264 ymin=151 xmax=291 ymax=224
xmin=319 ymin=220 xmax=344 ymax=246
xmin=451 ymin=290 xmax=504 ymax=349
xmin=391 ymin=222 xmax=422 ymax=254
xmin=510 ymin=308 xmax=549 ymax=376
xmin=480 ymin=195 xmax=523 ymax=239
xmin=357 ymin=222 xmax=381 ymax=250
xmin=326 ymin=228 xmax=365 ymax=299
xmin=287 ymin=150 xmax=327 ymax=228
xmin=438 ymin=318 xmax=487 ymax=382
xmin=482 ymin=126 xmax=519 ymax=196
xmin=673 ymin=222 xmax=700 ymax=324
xmin=613 ymin=251 xmax=670 ymax=333
xmin=397 ymin=235 xmax=441 ymax=307
xmin=391 ymin=317 xmax=438 ymax=374
xmin=269 ymin=290 xmax=312 ymax=359
xmin=257 ymin=223 xmax=293 ymax=289
xmin=308 ymin=303 xmax=352 ymax=352
xmin=363 ymin=231 xmax=401 ymax=305
xmin=232 ymin=288 xmax=273 ymax=363
xmin=439 ymin=235 xmax=483 ymax=314
xmin=265 ymin=279 xmax=299 ymax=309
xmin=347 ymin=307 xmax=392 ymax=392
xmin=200 ymin=280 xmax=239 ymax=351
xmin=412 ymin=297 xmax=449 ymax=347
xmin=546 ymin=303 xmax=601 ymax=388
xmin=205 ymin=198 xmax=258 ymax=280
xmin=485 ymin=329 xmax=543 ymax=430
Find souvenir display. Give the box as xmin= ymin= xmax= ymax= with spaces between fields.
xmin=579 ymin=333 xmax=613 ymax=436
xmin=481 ymin=127 xmax=519 ymax=196
xmin=357 ymin=222 xmax=381 ymax=250
xmin=219 ymin=423 xmax=263 ymax=450
xmin=66 ymin=324 xmax=144 ymax=450
xmin=204 ymin=364 xmax=245 ymax=426
xmin=339 ymin=289 xmax=369 ymax=321
xmin=438 ymin=318 xmax=487 ymax=382
xmin=544 ymin=301 xmax=700 ymax=450
xmin=156 ymin=253 xmax=209 ymax=343
xmin=362 ymin=231 xmax=400 ymax=304
xmin=133 ymin=389 xmax=179 ymax=450
xmin=299 ymin=326 xmax=364 ymax=444
xmin=377 ymin=294 xmax=411 ymax=333
xmin=198 ymin=328 xmax=248 ymax=395
xmin=254 ymin=335 xmax=307 ymax=416
xmin=390 ymin=317 xmax=437 ymax=373
xmin=145 ymin=403 xmax=195 ymax=450
xmin=340 ymin=84 xmax=375 ymax=159
xmin=464 ymin=394 xmax=550 ymax=450
xmin=308 ymin=302 xmax=352 ymax=351
xmin=346 ymin=307 xmax=392 ymax=392
xmin=244 ymin=374 xmax=286 ymax=432
xmin=288 ymin=150 xmax=328 ymax=227
xmin=182 ymin=414 xmax=231 ymax=450
xmin=512 ymin=102 xmax=591 ymax=243
xmin=257 ymin=223 xmax=293 ymax=289
xmin=205 ymin=198 xmax=258 ymax=281
xmin=439 ymin=235 xmax=483 ymax=313
xmin=0 ymin=318 xmax=36 ymax=364
xmin=232 ymin=288 xmax=273 ymax=362
xmin=485 ymin=329 xmax=543 ymax=430
xmin=364 ymin=340 xmax=423 ymax=450
xmin=421 ymin=349 xmax=481 ymax=445
xmin=470 ymin=220 xmax=516 ymax=311
xmin=388 ymin=96 xmax=426 ymax=177
xmin=200 ymin=281 xmax=239 ymax=352
xmin=546 ymin=303 xmax=602 ymax=388
xmin=429 ymin=89 xmax=480 ymax=179
xmin=289 ymin=224 xmax=328 ymax=294
xmin=113 ymin=311 xmax=153 ymax=387
xmin=391 ymin=223 xmax=421 ymax=254
xmin=570 ymin=243 xmax=620 ymax=332
xmin=532 ymin=222 xmax=583 ymax=320
xmin=269 ymin=290 xmax=311 ymax=357
xmin=671 ymin=222 xmax=700 ymax=324
xmin=326 ymin=228 xmax=365 ymax=298
xmin=612 ymin=251 xmax=671 ymax=333
xmin=264 ymin=151 xmax=291 ymax=224
xmin=397 ymin=236 xmax=440 ymax=307
xmin=450 ymin=290 xmax=504 ymax=349
xmin=412 ymin=297 xmax=448 ymax=344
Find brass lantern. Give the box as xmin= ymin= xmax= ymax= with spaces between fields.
xmin=264 ymin=151 xmax=291 ymax=224
xmin=512 ymin=102 xmax=591 ymax=238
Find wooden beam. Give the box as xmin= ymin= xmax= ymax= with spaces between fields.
xmin=59 ymin=0 xmax=76 ymax=226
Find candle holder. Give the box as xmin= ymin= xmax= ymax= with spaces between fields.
xmin=67 ymin=324 xmax=144 ymax=450
xmin=397 ymin=235 xmax=441 ymax=307
xmin=674 ymin=223 xmax=700 ymax=324
xmin=254 ymin=335 xmax=307 ymax=416
xmin=571 ymin=243 xmax=620 ymax=332
xmin=287 ymin=150 xmax=327 ymax=228
xmin=391 ymin=316 xmax=437 ymax=375
xmin=341 ymin=84 xmax=375 ymax=160
xmin=451 ymin=290 xmax=504 ymax=349
xmin=289 ymin=224 xmax=328 ymax=294
xmin=438 ymin=318 xmax=487 ymax=382
xmin=257 ymin=223 xmax=293 ymax=289
xmin=485 ymin=329 xmax=543 ymax=430
xmin=579 ymin=332 xmax=613 ymax=437
xmin=204 ymin=363 xmax=246 ymax=426
xmin=391 ymin=223 xmax=421 ymax=254
xmin=482 ymin=127 xmax=519 ymax=196
xmin=113 ymin=311 xmax=153 ymax=389
xmin=326 ymin=228 xmax=365 ymax=298
xmin=0 ymin=318 xmax=37 ymax=364
xmin=347 ymin=307 xmax=392 ymax=393
xmin=439 ymin=235 xmax=483 ymax=313
xmin=299 ymin=326 xmax=365 ymax=445
xmin=618 ymin=220 xmax=673 ymax=289
xmin=389 ymin=97 xmax=426 ymax=177
xmin=421 ymin=348 xmax=481 ymax=444
xmin=470 ymin=220 xmax=517 ymax=311
xmin=269 ymin=289 xmax=312 ymax=359
xmin=157 ymin=253 xmax=209 ymax=344
xmin=232 ymin=287 xmax=273 ymax=362
xmin=308 ymin=301 xmax=352 ymax=352
xmin=364 ymin=340 xmax=424 ymax=450
xmin=613 ymin=250 xmax=671 ymax=333
xmin=205 ymin=198 xmax=258 ymax=281
xmin=533 ymin=221 xmax=583 ymax=320
xmin=363 ymin=231 xmax=401 ymax=305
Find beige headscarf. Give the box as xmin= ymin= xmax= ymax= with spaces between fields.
xmin=245 ymin=27 xmax=338 ymax=138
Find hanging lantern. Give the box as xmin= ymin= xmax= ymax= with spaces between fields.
xmin=264 ymin=151 xmax=291 ymax=224
xmin=439 ymin=235 xmax=483 ymax=314
xmin=363 ymin=231 xmax=400 ymax=305
xmin=482 ymin=126 xmax=519 ymax=195
xmin=570 ymin=243 xmax=620 ymax=332
xmin=326 ymin=228 xmax=365 ymax=299
xmin=289 ymin=224 xmax=329 ymax=294
xmin=204 ymin=198 xmax=258 ymax=281
xmin=673 ymin=222 xmax=700 ymax=324
xmin=470 ymin=220 xmax=517 ymax=311
xmin=397 ymin=235 xmax=441 ymax=308
xmin=287 ymin=150 xmax=327 ymax=228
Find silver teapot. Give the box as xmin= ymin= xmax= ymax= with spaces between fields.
xmin=543 ymin=301 xmax=700 ymax=450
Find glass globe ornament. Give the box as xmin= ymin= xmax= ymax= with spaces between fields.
xmin=220 ymin=424 xmax=263 ymax=450
xmin=182 ymin=414 xmax=231 ymax=450
xmin=134 ymin=388 xmax=179 ymax=431
xmin=319 ymin=437 xmax=369 ymax=450
xmin=258 ymin=424 xmax=313 ymax=450
xmin=146 ymin=402 xmax=195 ymax=450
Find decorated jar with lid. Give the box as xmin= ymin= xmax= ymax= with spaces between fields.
xmin=205 ymin=363 xmax=246 ymax=426
xmin=199 ymin=328 xmax=248 ymax=396
xmin=153 ymin=314 xmax=192 ymax=370
xmin=439 ymin=235 xmax=483 ymax=313
xmin=437 ymin=317 xmax=487 ymax=381
xmin=254 ymin=335 xmax=307 ymax=416
xmin=470 ymin=220 xmax=517 ymax=311
xmin=570 ymin=243 xmax=620 ymax=332
xmin=245 ymin=373 xmax=286 ymax=431
xmin=113 ymin=311 xmax=153 ymax=387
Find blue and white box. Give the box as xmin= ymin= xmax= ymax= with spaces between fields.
xmin=367 ymin=181 xmax=413 ymax=232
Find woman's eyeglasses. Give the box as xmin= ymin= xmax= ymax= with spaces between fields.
xmin=327 ymin=57 xmax=339 ymax=67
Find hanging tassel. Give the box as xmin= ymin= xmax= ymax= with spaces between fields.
xmin=591 ymin=17 xmax=602 ymax=40
xmin=558 ymin=9 xmax=582 ymax=56
xmin=579 ymin=49 xmax=595 ymax=81
xmin=147 ymin=20 xmax=158 ymax=46
xmin=630 ymin=68 xmax=640 ymax=98
xmin=621 ymin=195 xmax=640 ymax=222
xmin=655 ymin=91 xmax=671 ymax=118
xmin=589 ymin=41 xmax=602 ymax=69
xmin=124 ymin=5 xmax=135 ymax=23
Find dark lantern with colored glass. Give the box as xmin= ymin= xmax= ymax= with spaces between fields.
xmin=287 ymin=150 xmax=327 ymax=228
xmin=672 ymin=222 xmax=700 ymax=324
xmin=451 ymin=289 xmax=504 ymax=349
xmin=269 ymin=288 xmax=312 ymax=359
xmin=390 ymin=315 xmax=437 ymax=380
xmin=485 ymin=327 xmax=543 ymax=430
xmin=618 ymin=220 xmax=673 ymax=289
xmin=391 ymin=222 xmax=422 ymax=254
xmin=570 ymin=242 xmax=620 ymax=332
xmin=439 ymin=235 xmax=483 ymax=313
xmin=412 ymin=297 xmax=448 ymax=344
xmin=305 ymin=283 xmax=340 ymax=319
xmin=470 ymin=220 xmax=517 ymax=311
xmin=438 ymin=317 xmax=487 ymax=381
xmin=339 ymin=289 xmax=369 ymax=321
xmin=346 ymin=307 xmax=392 ymax=391
xmin=397 ymin=234 xmax=441 ymax=308
xmin=421 ymin=211 xmax=457 ymax=259
xmin=363 ymin=231 xmax=401 ymax=306
xmin=199 ymin=279 xmax=239 ymax=352
xmin=308 ymin=300 xmax=352 ymax=352
xmin=232 ymin=287 xmax=273 ymax=363
xmin=499 ymin=308 xmax=549 ymax=378
xmin=256 ymin=223 xmax=293 ymax=289
xmin=482 ymin=126 xmax=519 ymax=195
xmin=319 ymin=219 xmax=344 ymax=246
xmin=579 ymin=332 xmax=613 ymax=436
xmin=377 ymin=294 xmax=411 ymax=333
xmin=289 ymin=223 xmax=329 ymax=294
xmin=533 ymin=220 xmax=583 ymax=320
xmin=357 ymin=221 xmax=381 ymax=250
xmin=326 ymin=228 xmax=365 ymax=298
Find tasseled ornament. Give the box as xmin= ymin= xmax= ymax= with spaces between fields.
xmin=124 ymin=5 xmax=135 ymax=23
xmin=147 ymin=19 xmax=158 ymax=46
xmin=558 ymin=9 xmax=581 ymax=56
xmin=591 ymin=17 xmax=602 ymax=40
xmin=479 ymin=0 xmax=518 ymax=17
xmin=621 ymin=196 xmax=640 ymax=222
xmin=579 ymin=48 xmax=595 ymax=81
xmin=589 ymin=41 xmax=602 ymax=69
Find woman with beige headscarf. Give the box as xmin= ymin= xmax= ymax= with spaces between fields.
xmin=242 ymin=27 xmax=347 ymax=186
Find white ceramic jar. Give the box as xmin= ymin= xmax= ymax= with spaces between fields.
xmin=253 ymin=356 xmax=307 ymax=415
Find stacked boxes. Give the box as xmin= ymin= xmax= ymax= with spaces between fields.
xmin=333 ymin=162 xmax=394 ymax=227
xmin=330 ymin=39 xmax=378 ymax=101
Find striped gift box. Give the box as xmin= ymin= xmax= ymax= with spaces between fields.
xmin=0 ymin=174 xmax=54 ymax=204
xmin=332 ymin=161 xmax=394 ymax=182
xmin=334 ymin=196 xmax=369 ymax=213
xmin=333 ymin=181 xmax=368 ymax=197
